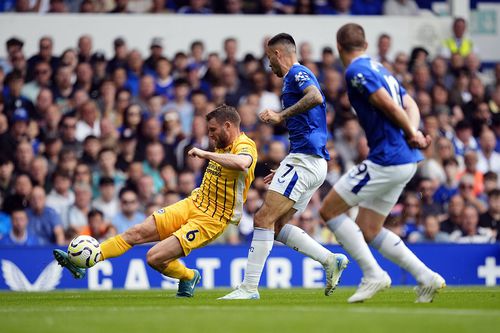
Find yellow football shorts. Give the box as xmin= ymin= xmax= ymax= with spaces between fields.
xmin=152 ymin=198 xmax=228 ymax=255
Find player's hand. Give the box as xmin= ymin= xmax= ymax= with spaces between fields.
xmin=263 ymin=169 xmax=276 ymax=184
xmin=260 ymin=109 xmax=283 ymax=124
xmin=188 ymin=147 xmax=207 ymax=159
xmin=407 ymin=130 xmax=432 ymax=149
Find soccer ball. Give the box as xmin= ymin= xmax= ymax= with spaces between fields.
xmin=67 ymin=235 xmax=102 ymax=268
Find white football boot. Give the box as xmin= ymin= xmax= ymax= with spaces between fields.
xmin=348 ymin=271 xmax=392 ymax=303
xmin=324 ymin=253 xmax=349 ymax=296
xmin=415 ymin=272 xmax=446 ymax=303
xmin=218 ymin=286 xmax=260 ymax=300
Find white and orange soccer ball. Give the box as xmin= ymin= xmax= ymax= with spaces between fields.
xmin=67 ymin=235 xmax=101 ymax=268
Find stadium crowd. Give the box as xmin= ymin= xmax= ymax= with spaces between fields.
xmin=0 ymin=14 xmax=499 ymax=247
xmin=0 ymin=0 xmax=425 ymax=16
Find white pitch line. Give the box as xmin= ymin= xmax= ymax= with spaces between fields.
xmin=0 ymin=305 xmax=499 ymax=317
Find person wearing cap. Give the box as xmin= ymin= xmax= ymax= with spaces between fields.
xmin=26 ymin=36 xmax=60 ymax=82
xmin=144 ymin=37 xmax=164 ymax=74
xmin=91 ymin=51 xmax=107 ymax=86
xmin=92 ymin=177 xmax=119 ymax=221
xmin=107 ymin=37 xmax=128 ymax=74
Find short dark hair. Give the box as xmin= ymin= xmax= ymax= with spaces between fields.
xmin=119 ymin=187 xmax=137 ymax=199
xmin=488 ymin=188 xmax=500 ymax=198
xmin=88 ymin=208 xmax=104 ymax=220
xmin=206 ymin=104 xmax=241 ymax=126
xmin=267 ymin=33 xmax=296 ymax=48
xmin=337 ymin=23 xmax=366 ymax=52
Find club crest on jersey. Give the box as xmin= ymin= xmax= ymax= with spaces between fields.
xmin=294 ymin=71 xmax=310 ymax=87
xmin=351 ymin=73 xmax=367 ymax=93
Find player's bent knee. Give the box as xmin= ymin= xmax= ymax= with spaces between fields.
xmin=254 ymin=209 xmax=274 ymax=229
xmin=146 ymin=248 xmax=162 ymax=270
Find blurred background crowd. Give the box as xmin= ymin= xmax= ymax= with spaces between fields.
xmin=0 ymin=2 xmax=499 ymax=247
xmin=0 ymin=0 xmax=442 ymax=16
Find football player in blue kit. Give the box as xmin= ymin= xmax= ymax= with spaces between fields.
xmin=219 ymin=33 xmax=349 ymax=300
xmin=320 ymin=23 xmax=445 ymax=303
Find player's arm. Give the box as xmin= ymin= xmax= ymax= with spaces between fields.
xmin=188 ymin=147 xmax=252 ymax=171
xmin=260 ymin=85 xmax=323 ymax=124
xmin=402 ymin=94 xmax=420 ymax=130
xmin=369 ymin=88 xmax=430 ymax=149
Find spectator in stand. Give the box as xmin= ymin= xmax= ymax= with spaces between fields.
xmin=92 ymin=147 xmax=126 ymax=195
xmin=26 ymin=186 xmax=65 ymax=245
xmin=477 ymin=128 xmax=500 ymax=174
xmin=60 ymin=115 xmax=82 ymax=156
xmin=452 ymin=120 xmax=479 ymax=156
xmin=375 ymin=33 xmax=391 ymax=63
xmin=109 ymin=0 xmax=130 ymax=13
xmin=141 ymin=141 xmax=165 ymax=192
xmin=0 ymin=108 xmax=30 ymax=161
xmin=112 ymin=187 xmax=145 ymax=233
xmin=92 ymin=177 xmax=119 ymax=222
xmin=29 ymin=156 xmax=49 ymax=191
xmin=116 ymin=129 xmax=137 ymax=172
xmin=77 ymin=35 xmax=93 ymax=63
xmin=4 ymin=71 xmax=35 ymax=119
xmin=457 ymin=150 xmax=484 ymax=196
xmin=408 ymin=214 xmax=449 ymax=243
xmin=178 ymin=0 xmax=213 ymax=14
xmin=430 ymin=56 xmax=454 ymax=90
xmin=22 ymin=61 xmax=52 ymax=103
xmin=46 ymin=170 xmax=74 ymax=217
xmin=144 ymin=37 xmax=165 ymax=74
xmin=454 ymin=205 xmax=494 ymax=243
xmin=136 ymin=174 xmax=156 ymax=211
xmin=126 ymin=49 xmax=145 ymax=96
xmin=14 ymin=139 xmax=35 ymax=174
xmin=26 ymin=36 xmax=59 ymax=82
xmin=79 ymin=135 xmax=101 ymax=171
xmin=0 ymin=208 xmax=39 ymax=246
xmin=76 ymin=100 xmax=101 ymax=141
xmin=433 ymin=158 xmax=459 ymax=206
xmin=440 ymin=17 xmax=477 ymax=59
xmin=0 ymin=37 xmax=24 ymax=75
xmin=383 ymin=0 xmax=419 ymax=15
xmin=64 ymin=182 xmax=93 ymax=236
xmin=107 ymin=38 xmax=128 ymax=75
xmin=479 ymin=189 xmax=500 ymax=241
xmin=162 ymin=78 xmax=194 ymax=134
xmin=0 ymin=158 xmax=14 ymax=201
xmin=418 ymin=178 xmax=445 ymax=219
xmin=51 ymin=65 xmax=73 ymax=112
xmin=82 ymin=208 xmax=117 ymax=241
xmin=457 ymin=173 xmax=487 ymax=214
xmin=483 ymin=172 xmax=498 ymax=195
xmin=154 ymin=57 xmax=174 ymax=100
xmin=177 ymin=171 xmax=196 ymax=199
xmin=441 ymin=194 xmax=464 ymax=234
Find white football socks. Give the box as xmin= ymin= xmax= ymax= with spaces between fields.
xmin=327 ymin=214 xmax=385 ymax=279
xmin=241 ymin=227 xmax=274 ymax=292
xmin=370 ymin=228 xmax=434 ymax=284
xmin=276 ymin=224 xmax=330 ymax=265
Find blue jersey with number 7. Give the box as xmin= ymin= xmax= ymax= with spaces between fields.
xmin=345 ymin=55 xmax=423 ymax=166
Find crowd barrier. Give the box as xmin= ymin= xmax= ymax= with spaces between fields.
xmin=0 ymin=244 xmax=499 ymax=291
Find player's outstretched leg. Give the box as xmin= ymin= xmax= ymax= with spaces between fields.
xmin=53 ymin=249 xmax=87 ymax=279
xmin=369 ymin=227 xmax=446 ymax=303
xmin=275 ymin=223 xmax=349 ymax=296
xmin=176 ymin=269 xmax=202 ymax=298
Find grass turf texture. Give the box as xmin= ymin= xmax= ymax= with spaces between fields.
xmin=1 ymin=287 xmax=499 ymax=333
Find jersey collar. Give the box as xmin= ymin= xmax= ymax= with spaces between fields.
xmin=284 ymin=62 xmax=301 ymax=78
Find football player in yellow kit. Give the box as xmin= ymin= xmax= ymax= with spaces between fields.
xmin=54 ymin=104 xmax=257 ymax=297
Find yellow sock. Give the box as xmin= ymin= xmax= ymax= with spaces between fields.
xmin=100 ymin=235 xmax=132 ymax=260
xmin=163 ymin=260 xmax=195 ymax=281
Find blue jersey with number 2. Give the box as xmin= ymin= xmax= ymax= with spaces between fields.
xmin=345 ymin=55 xmax=423 ymax=166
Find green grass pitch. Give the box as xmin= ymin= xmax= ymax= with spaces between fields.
xmin=1 ymin=287 xmax=499 ymax=333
